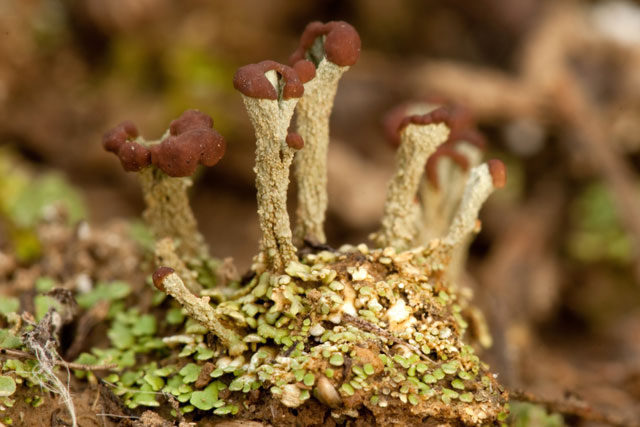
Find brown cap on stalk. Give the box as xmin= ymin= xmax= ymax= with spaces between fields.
xmin=382 ymin=101 xmax=478 ymax=148
xmin=103 ymin=110 xmax=226 ymax=177
xmin=289 ymin=21 xmax=361 ymax=68
xmin=152 ymin=266 xmax=175 ymax=292
xmin=398 ymin=106 xmax=456 ymax=132
xmin=150 ymin=110 xmax=226 ymax=177
xmin=382 ymin=105 xmax=452 ymax=148
xmin=383 ymin=99 xmax=493 ymax=189
xmin=233 ymin=60 xmax=305 ymax=100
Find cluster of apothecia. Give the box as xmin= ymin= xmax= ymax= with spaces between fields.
xmin=103 ymin=109 xmax=226 ymax=177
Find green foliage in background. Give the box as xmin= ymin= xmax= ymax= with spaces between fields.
xmin=0 ymin=148 xmax=86 ymax=261
xmin=8 ymin=174 xmax=85 ymax=228
xmin=509 ymin=402 xmax=564 ymax=427
xmin=567 ymin=182 xmax=632 ymax=264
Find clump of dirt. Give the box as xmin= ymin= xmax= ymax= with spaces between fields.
xmin=4 ymin=377 xmax=131 ymax=427
xmin=0 ymin=211 xmax=147 ymax=295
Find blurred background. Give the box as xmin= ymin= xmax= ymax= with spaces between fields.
xmin=1 ymin=0 xmax=640 ymax=423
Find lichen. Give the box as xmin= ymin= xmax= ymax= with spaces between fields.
xmin=0 ymin=18 xmax=513 ymax=427
xmin=142 ymin=18 xmax=507 ymax=425
xmin=144 ymin=242 xmax=506 ymax=425
xmin=293 ymin=49 xmax=352 ymax=246
xmin=139 ymin=167 xmax=208 ymax=261
xmin=235 ymin=67 xmax=302 ymax=272
xmin=372 ymin=118 xmax=451 ymax=250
